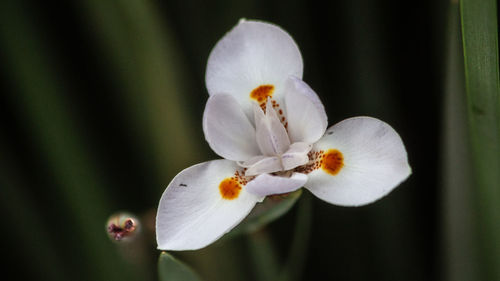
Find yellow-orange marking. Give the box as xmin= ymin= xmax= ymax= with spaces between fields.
xmin=219 ymin=178 xmax=242 ymax=200
xmin=294 ymin=150 xmax=322 ymax=174
xmin=250 ymin=85 xmax=274 ymax=103
xmin=250 ymin=85 xmax=289 ymax=131
xmin=321 ymin=149 xmax=344 ymax=175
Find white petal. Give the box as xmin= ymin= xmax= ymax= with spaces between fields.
xmin=244 ymin=156 xmax=282 ymax=176
xmin=254 ymin=100 xmax=291 ymax=156
xmin=206 ymin=20 xmax=303 ymax=118
xmin=282 ymin=142 xmax=312 ymax=170
xmin=237 ymin=155 xmax=268 ymax=168
xmin=156 ymin=160 xmax=262 ymax=250
xmin=246 ymin=172 xmax=308 ymax=197
xmin=203 ymin=94 xmax=260 ymax=161
xmin=305 ymin=117 xmax=411 ymax=206
xmin=284 ymin=76 xmax=328 ymax=143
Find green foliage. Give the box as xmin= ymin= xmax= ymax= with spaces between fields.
xmin=158 ymin=252 xmax=203 ymax=281
xmin=442 ymin=3 xmax=478 ymax=281
xmin=460 ymin=0 xmax=500 ymax=279
xmin=6 ymin=0 xmax=499 ymax=280
xmin=226 ymin=189 xmax=302 ymax=238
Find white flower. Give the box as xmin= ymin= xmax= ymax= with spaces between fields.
xmin=156 ymin=20 xmax=411 ymax=251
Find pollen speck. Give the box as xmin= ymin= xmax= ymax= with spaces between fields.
xmin=321 ymin=149 xmax=344 ymax=175
xmin=250 ymin=85 xmax=274 ymax=103
xmin=219 ymin=178 xmax=242 ymax=200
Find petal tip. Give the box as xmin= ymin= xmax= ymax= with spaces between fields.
xmin=305 ymin=116 xmax=412 ymax=207
xmin=206 ymin=19 xmax=303 ymax=106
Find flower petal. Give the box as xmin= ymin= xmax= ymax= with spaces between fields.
xmin=156 ymin=160 xmax=262 ymax=250
xmin=305 ymin=117 xmax=411 ymax=206
xmin=203 ymin=94 xmax=261 ymax=161
xmin=284 ymin=76 xmax=328 ymax=143
xmin=244 ymin=156 xmax=282 ymax=176
xmin=254 ymin=100 xmax=291 ymax=156
xmin=282 ymin=142 xmax=312 ymax=170
xmin=206 ymin=20 xmax=303 ymax=117
xmin=237 ymin=155 xmax=268 ymax=168
xmin=246 ymin=172 xmax=308 ymax=197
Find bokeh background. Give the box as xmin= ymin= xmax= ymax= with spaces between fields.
xmin=1 ymin=0 xmax=489 ymax=280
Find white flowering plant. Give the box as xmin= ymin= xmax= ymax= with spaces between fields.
xmin=156 ymin=19 xmax=411 ymax=251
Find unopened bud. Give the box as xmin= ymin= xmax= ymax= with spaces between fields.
xmin=106 ymin=212 xmax=140 ymax=242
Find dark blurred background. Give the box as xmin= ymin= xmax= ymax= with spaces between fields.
xmin=1 ymin=0 xmax=450 ymax=280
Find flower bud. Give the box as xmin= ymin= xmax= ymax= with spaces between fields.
xmin=106 ymin=212 xmax=140 ymax=242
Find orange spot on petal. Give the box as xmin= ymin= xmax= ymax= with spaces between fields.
xmin=219 ymin=178 xmax=242 ymax=200
xmin=321 ymin=149 xmax=344 ymax=175
xmin=250 ymin=85 xmax=274 ymax=103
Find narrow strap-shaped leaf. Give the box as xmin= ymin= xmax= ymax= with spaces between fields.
xmin=158 ymin=252 xmax=203 ymax=281
xmin=460 ymin=0 xmax=500 ymax=279
xmin=0 ymin=158 xmax=67 ymax=281
xmin=79 ymin=0 xmax=202 ymax=184
xmin=0 ymin=1 xmax=133 ymax=280
xmin=442 ymin=2 xmax=479 ymax=281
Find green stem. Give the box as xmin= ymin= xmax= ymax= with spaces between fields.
xmin=278 ymin=194 xmax=313 ymax=281
xmin=247 ymin=229 xmax=280 ymax=281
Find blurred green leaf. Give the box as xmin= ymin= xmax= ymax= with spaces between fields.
xmin=460 ymin=0 xmax=500 ymax=279
xmin=226 ymin=189 xmax=302 ymax=238
xmin=442 ymin=3 xmax=479 ymax=281
xmin=158 ymin=252 xmax=202 ymax=281
xmin=79 ymin=0 xmax=203 ymax=186
xmin=0 ymin=156 xmax=67 ymax=281
xmin=0 ymin=1 xmax=134 ymax=280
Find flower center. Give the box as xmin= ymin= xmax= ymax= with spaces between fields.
xmin=250 ymin=85 xmax=274 ymax=103
xmin=240 ymin=100 xmax=312 ymax=176
xmin=219 ymin=178 xmax=242 ymax=200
